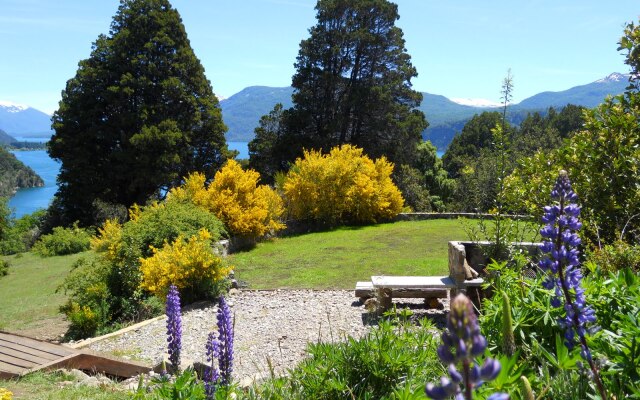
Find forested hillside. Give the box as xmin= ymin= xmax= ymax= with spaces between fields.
xmin=0 ymin=146 xmax=44 ymax=197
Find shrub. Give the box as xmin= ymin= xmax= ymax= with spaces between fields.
xmin=0 ymin=210 xmax=46 ymax=255
xmin=59 ymin=201 xmax=226 ymax=338
xmin=32 ymin=223 xmax=91 ymax=256
xmin=587 ymin=240 xmax=640 ymax=274
xmin=139 ymin=229 xmax=231 ymax=299
xmin=0 ymin=260 xmax=9 ymax=277
xmin=169 ymin=161 xmax=285 ymax=240
xmin=282 ymin=145 xmax=404 ymax=225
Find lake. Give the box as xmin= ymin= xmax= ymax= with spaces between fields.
xmin=8 ymin=142 xmax=444 ymax=218
xmin=8 ymin=141 xmax=250 ymax=218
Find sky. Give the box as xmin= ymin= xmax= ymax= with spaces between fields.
xmin=0 ymin=0 xmax=638 ymax=114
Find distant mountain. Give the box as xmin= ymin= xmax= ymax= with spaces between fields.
xmin=220 ymin=86 xmax=294 ymax=141
xmin=0 ymin=101 xmax=52 ymax=137
xmin=218 ymin=73 xmax=629 ymax=149
xmin=2 ymin=73 xmax=628 ymax=149
xmin=0 ymin=128 xmax=17 ymax=144
xmin=516 ymin=73 xmax=630 ymax=109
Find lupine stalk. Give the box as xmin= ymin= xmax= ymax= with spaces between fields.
xmin=538 ymin=170 xmax=607 ymax=400
xmin=425 ymin=294 xmax=508 ymax=400
xmin=501 ymin=292 xmax=516 ymax=357
xmin=204 ymin=331 xmax=220 ymax=399
xmin=217 ymin=296 xmax=234 ymax=385
xmin=166 ymin=284 xmax=182 ymax=372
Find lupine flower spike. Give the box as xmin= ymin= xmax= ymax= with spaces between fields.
xmin=217 ymin=295 xmax=234 ymax=385
xmin=166 ymin=284 xmax=182 ymax=372
xmin=204 ymin=332 xmax=220 ymax=399
xmin=538 ymin=170 xmax=607 ymax=400
xmin=426 ymin=294 xmax=508 ymax=400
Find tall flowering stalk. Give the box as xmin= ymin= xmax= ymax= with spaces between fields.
xmin=166 ymin=284 xmax=182 ymax=372
xmin=425 ymin=294 xmax=508 ymax=400
xmin=204 ymin=332 xmax=220 ymax=399
xmin=217 ymin=296 xmax=234 ymax=385
xmin=538 ymin=170 xmax=607 ymax=400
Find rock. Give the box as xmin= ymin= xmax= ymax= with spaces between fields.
xmin=65 ymin=368 xmax=90 ymax=381
xmin=78 ymin=376 xmax=101 ymax=387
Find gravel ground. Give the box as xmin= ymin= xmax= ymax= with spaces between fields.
xmin=87 ymin=289 xmax=449 ymax=383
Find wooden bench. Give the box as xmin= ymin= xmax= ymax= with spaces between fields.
xmin=355 ymin=281 xmax=447 ymax=300
xmin=370 ymin=275 xmax=484 ymax=313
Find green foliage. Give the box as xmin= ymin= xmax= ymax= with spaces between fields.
xmin=519 ymin=376 xmax=534 ymax=400
xmin=504 ymin=92 xmax=640 ymax=247
xmin=248 ymin=103 xmax=289 ymax=183
xmin=587 ymin=240 xmax=640 ymax=274
xmin=133 ymin=368 xmax=206 ymax=400
xmin=0 ymin=209 xmax=46 ymax=255
xmin=392 ymin=164 xmax=432 ymax=212
xmin=0 ymin=259 xmax=9 ymax=277
xmin=442 ymin=112 xmax=503 ymax=179
xmin=250 ymin=0 xmax=427 ymax=178
xmin=32 ymin=223 xmax=91 ymax=257
xmin=0 ymin=146 xmax=44 ymax=197
xmin=48 ymin=0 xmax=229 ymax=226
xmin=59 ymin=200 xmax=225 ymax=338
xmin=619 ymin=18 xmax=640 ymax=92
xmin=254 ymin=318 xmax=443 ymax=399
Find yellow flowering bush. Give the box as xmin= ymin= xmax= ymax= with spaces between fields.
xmin=169 ymin=160 xmax=285 ymax=239
xmin=0 ymin=388 xmax=12 ymax=400
xmin=139 ymin=229 xmax=231 ymax=298
xmin=283 ymin=145 xmax=404 ymax=224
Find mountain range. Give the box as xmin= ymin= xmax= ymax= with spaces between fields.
xmin=0 ymin=73 xmax=629 ymax=150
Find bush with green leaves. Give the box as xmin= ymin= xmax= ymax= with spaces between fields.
xmin=59 ymin=200 xmax=227 ymax=338
xmin=32 ymin=223 xmax=91 ymax=256
xmin=587 ymin=240 xmax=640 ymax=274
xmin=0 ymin=209 xmax=46 ymax=255
xmin=0 ymin=259 xmax=9 ymax=277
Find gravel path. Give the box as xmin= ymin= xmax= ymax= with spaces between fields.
xmin=87 ymin=289 xmax=448 ymax=383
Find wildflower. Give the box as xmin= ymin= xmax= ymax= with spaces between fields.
xmin=538 ymin=171 xmax=596 ymax=353
xmin=0 ymin=388 xmax=13 ymax=400
xmin=538 ymin=170 xmax=607 ymax=400
xmin=166 ymin=284 xmax=182 ymax=371
xmin=204 ymin=331 xmax=220 ymax=399
xmin=425 ymin=294 xmax=508 ymax=400
xmin=217 ymin=295 xmax=234 ymax=385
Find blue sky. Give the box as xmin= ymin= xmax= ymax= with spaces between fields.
xmin=0 ymin=0 xmax=637 ymax=114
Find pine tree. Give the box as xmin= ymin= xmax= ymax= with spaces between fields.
xmin=49 ymin=0 xmax=229 ymax=226
xmin=250 ymin=0 xmax=427 ymax=180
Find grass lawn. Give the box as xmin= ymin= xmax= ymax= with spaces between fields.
xmin=0 ymin=251 xmax=92 ymax=334
xmin=1 ymin=371 xmax=129 ymax=400
xmin=229 ymin=219 xmax=471 ymax=289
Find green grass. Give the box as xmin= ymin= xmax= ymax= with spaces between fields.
xmin=0 ymin=251 xmax=91 ymax=332
xmin=229 ymin=219 xmax=471 ymax=289
xmin=1 ymin=371 xmax=129 ymax=400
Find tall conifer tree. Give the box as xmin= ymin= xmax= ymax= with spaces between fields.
xmin=250 ymin=0 xmax=427 ymax=179
xmin=49 ymin=0 xmax=228 ymax=226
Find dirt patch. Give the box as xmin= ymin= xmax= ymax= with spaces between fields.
xmin=8 ymin=316 xmax=69 ymax=343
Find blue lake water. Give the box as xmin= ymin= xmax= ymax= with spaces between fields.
xmin=8 ymin=143 xmax=444 ymax=218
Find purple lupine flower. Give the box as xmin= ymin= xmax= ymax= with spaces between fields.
xmin=426 ymin=294 xmax=508 ymax=400
xmin=166 ymin=285 xmax=182 ymax=372
xmin=538 ymin=171 xmax=608 ymax=400
xmin=538 ymin=171 xmax=596 ymax=354
xmin=204 ymin=331 xmax=220 ymax=399
xmin=217 ymin=296 xmax=234 ymax=385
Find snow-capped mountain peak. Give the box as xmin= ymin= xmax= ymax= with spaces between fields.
xmin=0 ymin=100 xmax=29 ymax=113
xmin=449 ymin=97 xmax=503 ymax=108
xmin=595 ymin=72 xmax=629 ymax=83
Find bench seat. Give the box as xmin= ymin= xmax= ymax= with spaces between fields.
xmin=355 ymin=281 xmax=447 ymax=299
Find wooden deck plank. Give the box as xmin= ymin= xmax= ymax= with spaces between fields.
xmin=0 ymin=340 xmax=67 ymax=361
xmin=0 ymin=332 xmax=152 ymax=379
xmin=0 ymin=359 xmax=26 ymax=375
xmin=0 ymin=345 xmax=53 ymax=365
xmin=0 ymin=333 xmax=75 ymax=358
xmin=0 ymin=352 xmax=39 ymax=369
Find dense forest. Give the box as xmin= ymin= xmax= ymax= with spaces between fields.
xmin=0 ymin=146 xmax=44 ymax=197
